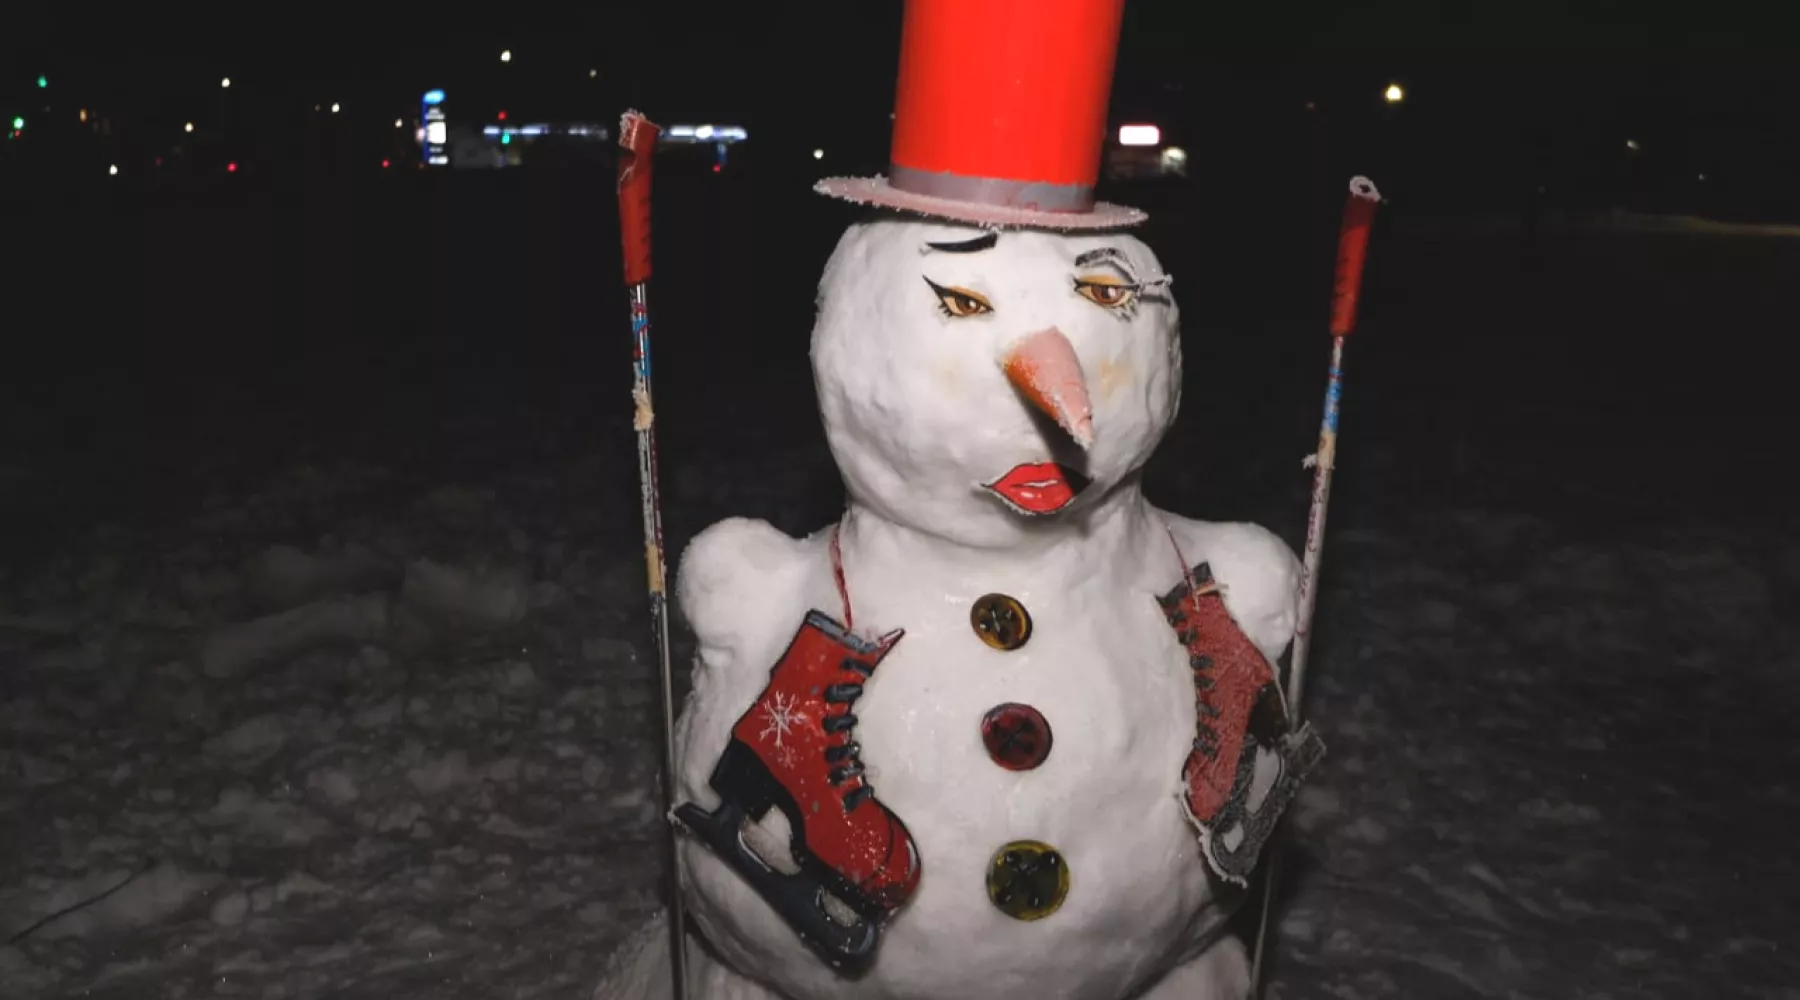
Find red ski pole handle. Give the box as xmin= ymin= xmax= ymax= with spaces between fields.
xmin=618 ymin=110 xmax=661 ymax=287
xmin=1328 ymin=176 xmax=1382 ymax=337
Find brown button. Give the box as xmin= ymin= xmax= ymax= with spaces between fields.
xmin=986 ymin=840 xmax=1070 ymax=921
xmin=981 ymin=703 xmax=1053 ymax=771
xmin=970 ymin=593 xmax=1032 ymax=651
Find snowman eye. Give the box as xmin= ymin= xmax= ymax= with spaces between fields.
xmin=1074 ymin=275 xmax=1139 ymax=309
xmin=923 ymin=277 xmax=994 ymax=318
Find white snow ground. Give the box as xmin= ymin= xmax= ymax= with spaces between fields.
xmin=2 ymin=210 xmax=1796 ymax=999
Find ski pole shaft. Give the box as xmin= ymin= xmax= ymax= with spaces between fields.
xmin=617 ymin=108 xmax=690 ymax=1000
xmin=1248 ymin=175 xmax=1381 ymax=998
xmin=1289 ymin=175 xmax=1380 ymax=711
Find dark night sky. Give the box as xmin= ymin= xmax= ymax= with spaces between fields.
xmin=8 ymin=0 xmax=1795 ymax=109
xmin=5 ymin=0 xmax=1797 ymax=210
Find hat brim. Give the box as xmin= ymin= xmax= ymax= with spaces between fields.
xmin=815 ymin=175 xmax=1147 ymax=231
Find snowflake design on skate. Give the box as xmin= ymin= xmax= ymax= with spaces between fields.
xmin=756 ymin=691 xmax=809 ymax=749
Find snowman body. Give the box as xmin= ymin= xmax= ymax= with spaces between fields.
xmin=654 ymin=219 xmax=1303 ymax=1000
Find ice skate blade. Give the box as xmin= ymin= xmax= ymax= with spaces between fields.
xmin=674 ymin=801 xmax=882 ymax=977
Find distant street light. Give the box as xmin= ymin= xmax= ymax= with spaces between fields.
xmin=331 ymin=103 xmax=341 ymax=113
xmin=813 ymin=149 xmax=824 ymax=160
xmin=500 ymin=49 xmax=512 ymax=63
xmin=109 ymin=164 xmax=118 ymax=175
xmin=589 ymin=68 xmax=598 ymax=78
xmin=1118 ymin=124 xmax=1160 ymax=146
xmin=221 ymin=77 xmax=232 ymax=89
xmin=394 ymin=118 xmax=404 ymax=128
xmin=184 ymin=122 xmax=194 ymax=132
xmin=1384 ymin=83 xmax=1404 ymax=104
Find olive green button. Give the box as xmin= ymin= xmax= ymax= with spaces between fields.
xmin=986 ymin=840 xmax=1069 ymax=921
xmin=971 ymin=593 xmax=1032 ymax=651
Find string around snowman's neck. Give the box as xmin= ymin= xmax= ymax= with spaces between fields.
xmin=830 ymin=522 xmax=855 ymax=632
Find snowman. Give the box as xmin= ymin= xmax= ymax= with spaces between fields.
xmin=596 ymin=1 xmax=1323 ymax=997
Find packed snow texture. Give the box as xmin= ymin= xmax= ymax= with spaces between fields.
xmin=2 ymin=204 xmax=1796 ymax=999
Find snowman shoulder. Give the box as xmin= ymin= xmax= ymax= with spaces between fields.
xmin=674 ymin=517 xmax=820 ymax=673
xmin=1159 ymin=514 xmax=1302 ymax=663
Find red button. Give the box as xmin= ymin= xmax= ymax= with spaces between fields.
xmin=981 ymin=703 xmax=1053 ymax=771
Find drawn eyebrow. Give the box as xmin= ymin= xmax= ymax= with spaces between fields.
xmin=923 ymin=231 xmax=999 ymax=254
xmin=1075 ymin=246 xmax=1130 ymax=268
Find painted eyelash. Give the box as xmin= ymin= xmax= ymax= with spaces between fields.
xmin=923 ymin=276 xmax=992 ymax=317
xmin=1074 ymin=247 xmax=1174 ymax=290
xmin=1071 ymin=278 xmax=1139 ymax=319
xmin=1073 ymin=276 xmax=1143 ymax=293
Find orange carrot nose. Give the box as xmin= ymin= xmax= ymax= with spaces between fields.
xmin=1001 ymin=327 xmax=1094 ymax=448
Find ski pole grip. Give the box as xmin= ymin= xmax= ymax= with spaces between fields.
xmin=1328 ymin=176 xmax=1382 ymax=337
xmin=618 ymin=110 xmax=661 ymax=287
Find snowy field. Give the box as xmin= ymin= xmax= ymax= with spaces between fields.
xmin=2 ymin=172 xmax=1796 ymax=999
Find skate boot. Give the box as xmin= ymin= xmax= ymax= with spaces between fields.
xmin=674 ymin=610 xmax=921 ymax=977
xmin=1161 ymin=561 xmax=1325 ymax=885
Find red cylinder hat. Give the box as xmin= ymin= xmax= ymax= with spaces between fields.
xmin=815 ymin=0 xmax=1146 ymax=230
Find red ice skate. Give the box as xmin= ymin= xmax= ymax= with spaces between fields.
xmin=674 ymin=611 xmax=921 ymax=976
xmin=1160 ymin=559 xmax=1325 ymax=884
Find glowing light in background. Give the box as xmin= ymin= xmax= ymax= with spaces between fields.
xmin=221 ymin=77 xmax=231 ymax=89
xmin=184 ymin=122 xmax=194 ymax=132
xmin=589 ymin=69 xmax=598 ymax=78
xmin=663 ymin=124 xmax=748 ymax=143
xmin=1626 ymin=138 xmax=1641 ymax=151
xmin=10 ymin=116 xmax=22 ymax=130
xmin=813 ymin=148 xmax=824 ymax=160
xmin=79 ymin=108 xmax=89 ymax=122
xmin=483 ymin=124 xmax=607 ymax=140
xmin=394 ymin=118 xmax=403 ymax=128
xmin=1118 ymin=124 xmax=1160 ymax=146
xmin=1384 ymin=83 xmax=1405 ymax=103
xmin=499 ymin=49 xmax=512 ymax=63
xmin=227 ymin=162 xmax=238 ymax=173
xmin=109 ymin=164 xmax=118 ymax=175
xmin=497 ymin=110 xmax=507 ymax=121
xmin=37 ymin=75 xmax=48 ymax=88
xmin=423 ymin=90 xmax=445 ymax=106
xmin=330 ymin=103 xmax=341 ymax=113
xmin=426 ymin=122 xmax=447 ymax=144
xmin=382 ymin=158 xmax=391 ymax=168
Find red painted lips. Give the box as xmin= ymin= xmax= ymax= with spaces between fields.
xmin=985 ymin=462 xmax=1084 ymax=515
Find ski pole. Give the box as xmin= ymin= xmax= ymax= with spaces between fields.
xmin=1247 ymin=175 xmax=1382 ymax=997
xmin=617 ymin=108 xmax=691 ymax=1000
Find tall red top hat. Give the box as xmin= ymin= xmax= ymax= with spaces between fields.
xmin=815 ymin=0 xmax=1145 ymax=230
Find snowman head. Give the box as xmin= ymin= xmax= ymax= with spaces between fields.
xmin=812 ymin=216 xmax=1182 ymax=549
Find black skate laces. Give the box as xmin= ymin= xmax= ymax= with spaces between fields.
xmin=823 ymin=657 xmax=875 ymax=810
